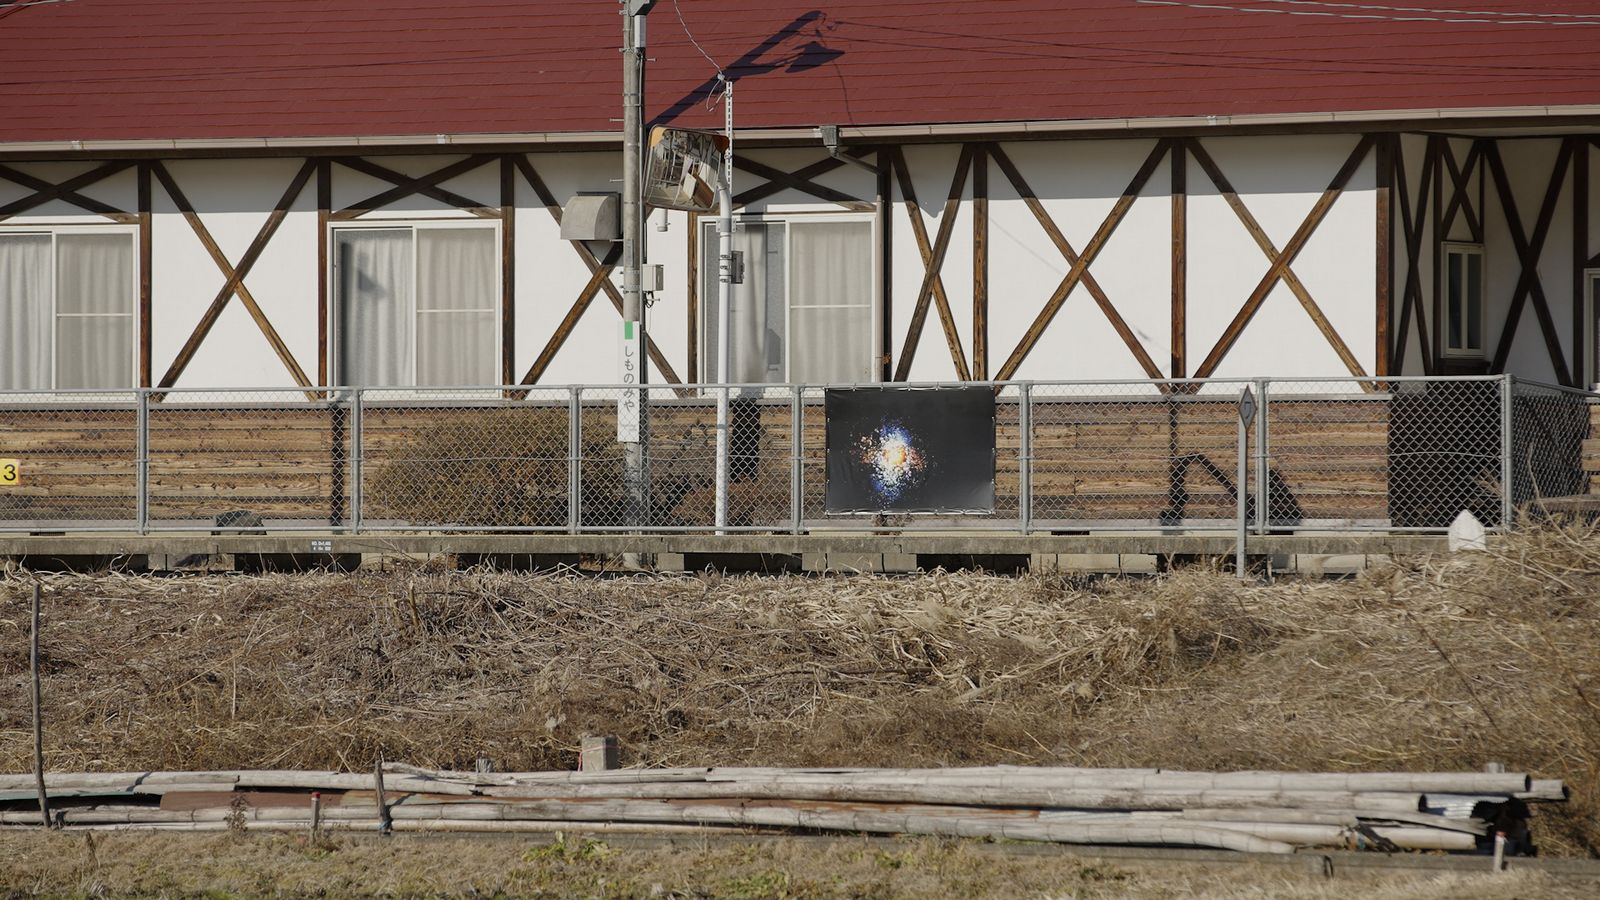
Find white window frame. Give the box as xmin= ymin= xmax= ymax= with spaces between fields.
xmin=698 ymin=210 xmax=881 ymax=385
xmin=1441 ymin=241 xmax=1486 ymax=360
xmin=327 ymin=220 xmax=502 ymax=389
xmin=0 ymin=224 xmax=140 ymax=391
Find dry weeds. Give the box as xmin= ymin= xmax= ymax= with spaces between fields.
xmin=1 ymin=831 xmax=1596 ymax=899
xmin=2 ymin=523 xmax=1599 ymax=856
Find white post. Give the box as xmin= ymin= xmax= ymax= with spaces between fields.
xmin=714 ymin=178 xmax=733 ymax=532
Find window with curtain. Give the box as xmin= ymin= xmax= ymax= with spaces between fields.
xmin=335 ymin=225 xmax=497 ymax=387
xmin=700 ymin=217 xmax=874 ymax=384
xmin=0 ymin=230 xmax=136 ymax=390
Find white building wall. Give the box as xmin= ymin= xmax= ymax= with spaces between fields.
xmin=1485 ymin=138 xmax=1575 ymax=384
xmin=2 ymin=134 xmax=1397 ymax=392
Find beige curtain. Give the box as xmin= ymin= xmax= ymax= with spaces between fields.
xmin=0 ymin=234 xmax=51 ymax=390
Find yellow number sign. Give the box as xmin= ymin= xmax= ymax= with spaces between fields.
xmin=0 ymin=459 xmax=18 ymax=487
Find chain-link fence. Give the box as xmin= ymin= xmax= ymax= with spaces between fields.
xmin=0 ymin=377 xmax=1594 ymax=534
xmin=1507 ymin=379 xmax=1595 ymax=518
xmin=0 ymin=391 xmax=139 ymax=530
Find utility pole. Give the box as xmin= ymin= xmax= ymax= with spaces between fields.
xmin=622 ymin=0 xmax=655 ymax=546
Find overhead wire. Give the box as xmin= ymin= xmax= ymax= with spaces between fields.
xmin=1136 ymin=0 xmax=1600 ymax=26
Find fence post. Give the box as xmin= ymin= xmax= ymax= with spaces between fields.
xmin=569 ymin=386 xmax=582 ymax=534
xmin=1236 ymin=385 xmax=1256 ymax=580
xmin=1255 ymin=378 xmax=1268 ymax=536
xmin=1500 ymin=374 xmax=1515 ymax=529
xmin=350 ymin=389 xmax=364 ymax=533
xmin=791 ymin=385 xmax=803 ymax=535
xmin=135 ymin=389 xmax=149 ymax=534
xmin=1018 ymin=382 xmax=1032 ymax=535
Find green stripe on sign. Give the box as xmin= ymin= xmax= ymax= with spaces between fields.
xmin=624 ymin=321 xmax=635 ymax=340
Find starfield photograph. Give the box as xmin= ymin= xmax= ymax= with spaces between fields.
xmin=3 ymin=0 xmax=1600 ymax=897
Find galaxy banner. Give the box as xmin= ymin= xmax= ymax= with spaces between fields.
xmin=825 ymin=387 xmax=996 ymax=514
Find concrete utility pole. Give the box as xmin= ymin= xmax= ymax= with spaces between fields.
xmin=622 ymin=0 xmax=655 ymax=540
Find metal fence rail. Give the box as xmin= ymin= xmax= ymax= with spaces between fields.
xmin=1 ymin=376 xmax=1594 ymax=535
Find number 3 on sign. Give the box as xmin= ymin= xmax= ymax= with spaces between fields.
xmin=0 ymin=459 xmax=18 ymax=487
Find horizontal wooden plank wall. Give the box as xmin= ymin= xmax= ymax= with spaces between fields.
xmin=0 ymin=399 xmax=1394 ymax=529
xmin=1589 ymin=404 xmax=1600 ymax=495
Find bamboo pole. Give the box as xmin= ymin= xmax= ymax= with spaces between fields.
xmin=480 ymin=782 xmax=1426 ymax=813
xmin=373 ymin=757 xmax=392 ymax=836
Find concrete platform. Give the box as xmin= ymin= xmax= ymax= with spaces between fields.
xmin=0 ymin=530 xmax=1453 ymax=573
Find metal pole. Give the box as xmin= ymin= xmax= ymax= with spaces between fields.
xmin=1500 ymin=373 xmax=1515 ymax=529
xmin=1254 ymin=378 xmax=1268 ymax=535
xmin=1235 ymin=385 xmax=1254 ymax=580
xmin=622 ymin=3 xmax=650 ymax=545
xmin=714 ymin=181 xmax=734 ymax=531
xmin=569 ymin=386 xmax=582 ymax=534
xmin=135 ymin=389 xmax=149 ymax=534
xmin=350 ymin=389 xmax=364 ymax=533
xmin=31 ymin=582 xmax=51 ymax=828
xmin=1236 ymin=415 xmax=1248 ymax=579
xmin=1018 ymin=383 xmax=1032 ymax=534
xmin=790 ymin=384 xmax=803 ymax=534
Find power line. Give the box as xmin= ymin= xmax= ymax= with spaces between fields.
xmin=829 ymin=19 xmax=1600 ymax=79
xmin=671 ymin=0 xmax=729 ymax=110
xmin=1234 ymin=1 xmax=1600 ymax=21
xmin=1136 ymin=0 xmax=1600 ymax=26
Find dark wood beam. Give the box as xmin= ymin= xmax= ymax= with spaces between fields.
xmin=1189 ymin=138 xmax=1368 ymax=379
xmin=1575 ymin=139 xmax=1589 ymax=386
xmin=514 ymin=155 xmax=682 ymax=384
xmin=0 ymin=163 xmax=137 ymax=222
xmin=1171 ymin=139 xmax=1187 ymax=379
xmin=1375 ymin=134 xmax=1393 ymax=378
xmin=878 ymin=149 xmax=894 ymax=381
xmin=989 ymin=142 xmax=1165 ymax=382
xmin=500 ymin=155 xmax=516 ymax=386
xmin=1440 ymin=142 xmax=1484 ymax=243
xmin=1486 ymin=139 xmax=1574 ymax=384
xmin=0 ymin=160 xmax=135 ymax=222
xmin=1392 ymin=138 xmax=1437 ymax=375
xmin=1193 ymin=136 xmax=1374 ymax=379
xmin=137 ymin=163 xmax=152 ymax=388
xmin=332 ymin=156 xmax=497 ymax=218
xmin=153 ymin=161 xmax=316 ymax=391
xmin=521 ymin=265 xmax=611 ymax=386
xmin=972 ymin=143 xmax=989 ymax=381
xmin=731 ymin=154 xmax=877 ymax=211
xmin=892 ymin=145 xmax=973 ymax=382
xmin=687 ymin=210 xmax=700 ymax=383
xmin=316 ymin=159 xmax=331 ymax=386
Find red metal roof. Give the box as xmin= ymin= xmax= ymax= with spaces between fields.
xmin=0 ymin=0 xmax=1597 ymax=144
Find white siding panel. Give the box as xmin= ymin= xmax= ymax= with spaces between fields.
xmin=1396 ymin=133 xmax=1431 ymax=376
xmin=333 ymin=155 xmax=487 ymax=220
xmin=891 ymin=144 xmax=967 ymax=382
xmin=1186 ymin=135 xmax=1376 ymax=380
xmin=152 ymin=159 xmax=319 ymax=387
xmin=990 ymin=139 xmax=1170 ymax=380
xmin=1489 ymin=139 xmax=1573 ymax=382
xmin=0 ymin=162 xmax=138 ymax=225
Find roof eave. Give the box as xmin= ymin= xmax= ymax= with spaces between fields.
xmin=3 ymin=104 xmax=1598 ymax=157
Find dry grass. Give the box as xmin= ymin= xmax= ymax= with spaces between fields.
xmin=2 ymin=831 xmax=1597 ymax=899
xmin=2 ymin=523 xmax=1599 ymax=856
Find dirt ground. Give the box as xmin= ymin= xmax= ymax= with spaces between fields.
xmin=2 ymin=831 xmax=1598 ymax=899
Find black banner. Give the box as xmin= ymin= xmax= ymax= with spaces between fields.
xmin=825 ymin=387 xmax=996 ymax=514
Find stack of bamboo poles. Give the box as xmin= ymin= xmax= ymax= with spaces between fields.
xmin=0 ymin=766 xmax=1568 ymax=855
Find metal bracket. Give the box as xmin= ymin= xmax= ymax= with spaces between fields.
xmin=819 ymin=125 xmax=881 ymax=175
